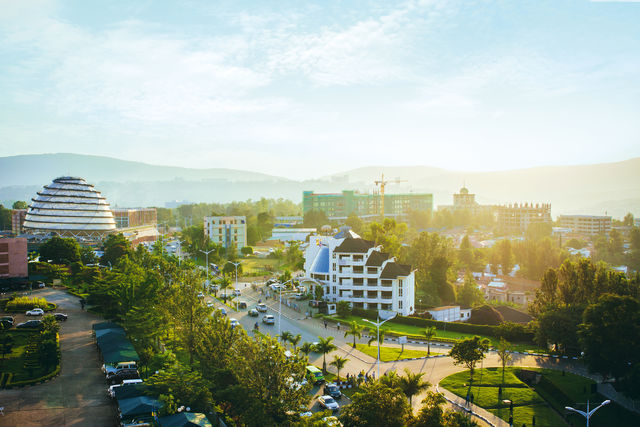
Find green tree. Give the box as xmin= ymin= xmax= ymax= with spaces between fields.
xmin=406 ymin=391 xmax=447 ymax=427
xmin=458 ymin=235 xmax=473 ymax=269
xmin=315 ymin=336 xmax=337 ymax=374
xmin=448 ymin=336 xmax=490 ymax=383
xmin=534 ymin=305 xmax=582 ymax=355
xmin=496 ymin=338 xmax=513 ymax=387
xmin=0 ymin=334 xmax=14 ymax=365
xmin=458 ymin=273 xmax=483 ymax=308
xmin=146 ymin=363 xmax=213 ymax=413
xmin=79 ymin=245 xmax=97 ymax=265
xmin=399 ymin=368 xmax=431 ymax=406
xmin=345 ymin=212 xmax=364 ymax=234
xmin=304 ymin=210 xmax=329 ymax=229
xmin=407 ymin=232 xmax=456 ymax=305
xmin=330 ymin=355 xmax=348 ymax=380
xmin=101 ymin=233 xmax=132 ymax=267
xmin=496 ymin=239 xmax=514 ymax=275
xmin=39 ymin=236 xmax=81 ymax=264
xmin=289 ymin=334 xmax=302 ymax=350
xmin=367 ymin=328 xmax=386 ymax=347
xmin=579 ymin=294 xmax=640 ymax=383
xmin=364 ymin=218 xmax=408 ymax=259
xmin=339 ymin=382 xmax=411 ymax=427
xmin=12 ymin=200 xmax=28 ymax=209
xmin=336 ymin=300 xmax=352 ymax=317
xmin=279 ymin=330 xmax=293 ymax=346
xmin=344 ymin=321 xmax=365 ymax=348
xmin=423 ymin=326 xmax=436 ymax=355
xmin=299 ymin=342 xmax=315 ymax=357
xmin=623 ymin=213 xmax=635 ymax=227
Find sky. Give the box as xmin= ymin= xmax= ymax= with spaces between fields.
xmin=1 ymin=0 xmax=639 ymax=180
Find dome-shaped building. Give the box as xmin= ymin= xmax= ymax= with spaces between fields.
xmin=23 ymin=177 xmax=116 ymax=240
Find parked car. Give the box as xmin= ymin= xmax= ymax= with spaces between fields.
xmin=16 ymin=320 xmax=43 ymax=329
xmin=25 ymin=308 xmax=44 ymax=316
xmin=293 ymin=293 xmax=304 ymax=300
xmin=37 ymin=282 xmax=46 ymax=288
xmin=0 ymin=316 xmax=15 ymax=325
xmin=107 ymin=378 xmax=143 ymax=398
xmin=266 ymin=278 xmax=279 ymax=285
xmin=306 ymin=365 xmax=325 ymax=384
xmin=229 ymin=318 xmax=240 ymax=328
xmin=0 ymin=319 xmax=14 ymax=329
xmin=324 ymin=383 xmax=342 ymax=399
xmin=197 ymin=292 xmax=205 ymax=298
xmin=218 ymin=307 xmax=227 ymax=316
xmin=53 ymin=313 xmax=68 ymax=321
xmin=107 ymin=368 xmax=140 ymax=385
xmin=318 ymin=395 xmax=340 ymax=412
xmin=262 ymin=314 xmax=275 ymax=325
xmin=206 ymin=301 xmax=215 ymax=308
xmin=233 ymin=289 xmax=241 ymax=296
xmin=256 ymin=303 xmax=268 ymax=313
xmin=248 ymin=308 xmax=259 ymax=317
xmin=102 ymin=361 xmax=137 ymax=376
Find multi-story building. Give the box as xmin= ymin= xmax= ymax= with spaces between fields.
xmin=112 ymin=208 xmax=158 ymax=245
xmin=204 ymin=216 xmax=247 ymax=253
xmin=11 ymin=209 xmax=27 ymax=235
xmin=437 ymin=186 xmax=494 ymax=215
xmin=496 ymin=202 xmax=551 ymax=234
xmin=558 ymin=215 xmax=612 ymax=236
xmin=303 ymin=190 xmax=432 ymax=219
xmin=302 ymin=230 xmax=415 ymax=316
xmin=0 ymin=237 xmax=28 ymax=282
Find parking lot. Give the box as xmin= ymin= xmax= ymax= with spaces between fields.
xmin=0 ymin=288 xmax=115 ymax=426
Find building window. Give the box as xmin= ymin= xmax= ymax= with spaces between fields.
xmin=399 ymin=301 xmax=403 ymax=309
xmin=399 ymin=287 xmax=403 ymax=297
xmin=332 ymin=286 xmax=336 ymax=295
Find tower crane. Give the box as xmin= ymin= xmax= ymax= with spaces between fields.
xmin=374 ymin=173 xmax=407 ymax=218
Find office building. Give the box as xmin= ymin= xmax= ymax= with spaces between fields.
xmin=0 ymin=237 xmax=28 ymax=281
xmin=11 ymin=209 xmax=27 ymax=235
xmin=496 ymin=202 xmax=551 ymax=234
xmin=438 ymin=186 xmax=494 ymax=215
xmin=112 ymin=208 xmax=158 ymax=245
xmin=303 ymin=190 xmax=432 ymax=219
xmin=204 ymin=216 xmax=247 ymax=253
xmin=302 ymin=230 xmax=415 ymax=316
xmin=558 ymin=215 xmax=612 ymax=236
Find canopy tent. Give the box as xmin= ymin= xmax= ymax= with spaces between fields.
xmin=118 ymin=396 xmax=162 ymax=419
xmin=158 ymin=412 xmax=213 ymax=427
xmin=93 ymin=321 xmax=121 ymax=331
xmin=113 ymin=383 xmax=147 ymax=400
xmin=97 ymin=333 xmax=130 ymax=349
xmin=95 ymin=327 xmax=126 ymax=339
xmin=102 ymin=346 xmax=139 ymax=364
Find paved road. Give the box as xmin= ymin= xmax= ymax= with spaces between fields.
xmin=0 ymin=288 xmax=115 ymax=427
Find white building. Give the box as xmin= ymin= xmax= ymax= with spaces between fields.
xmin=204 ymin=216 xmax=247 ymax=254
xmin=427 ymin=306 xmax=471 ymax=322
xmin=558 ymin=215 xmax=612 ymax=236
xmin=269 ymin=228 xmax=317 ymax=242
xmin=302 ymin=230 xmax=415 ymax=316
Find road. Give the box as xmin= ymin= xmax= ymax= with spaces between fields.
xmin=209 ymin=281 xmax=596 ymax=425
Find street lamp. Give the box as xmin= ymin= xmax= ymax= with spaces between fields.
xmin=226 ymin=261 xmax=241 ymax=311
xmin=199 ymin=249 xmax=216 ymax=287
xmin=363 ymin=312 xmax=397 ymax=378
xmin=565 ymin=400 xmax=610 ymax=427
xmin=175 ymin=239 xmax=185 ymax=267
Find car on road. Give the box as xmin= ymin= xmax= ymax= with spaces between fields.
xmin=318 ymin=395 xmax=340 ymax=412
xmin=262 ymin=314 xmax=275 ymax=325
xmin=53 ymin=313 xmax=68 ymax=321
xmin=229 ymin=318 xmax=240 ymax=328
xmin=16 ymin=320 xmax=43 ymax=329
xmin=238 ymin=301 xmax=247 ymax=309
xmin=233 ymin=289 xmax=241 ymax=296
xmin=256 ymin=303 xmax=268 ymax=313
xmin=218 ymin=307 xmax=227 ymax=316
xmin=206 ymin=301 xmax=215 ymax=308
xmin=248 ymin=308 xmax=259 ymax=317
xmin=197 ymin=292 xmax=205 ymax=298
xmin=324 ymin=383 xmax=342 ymax=399
xmin=26 ymin=308 xmax=44 ymax=316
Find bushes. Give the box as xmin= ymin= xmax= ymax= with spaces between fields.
xmin=5 ymin=296 xmax=50 ymax=311
xmin=468 ymin=305 xmax=504 ymax=326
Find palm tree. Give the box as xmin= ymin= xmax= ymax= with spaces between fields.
xmin=280 ymin=330 xmax=293 ymax=346
xmin=219 ymin=276 xmax=233 ymax=301
xmin=379 ymin=369 xmax=402 ymax=389
xmin=289 ymin=334 xmax=302 ymax=350
xmin=399 ymin=368 xmax=431 ymax=406
xmin=330 ymin=355 xmax=349 ymax=380
xmin=344 ymin=321 xmax=365 ymax=348
xmin=367 ymin=328 xmax=386 ymax=346
xmin=300 ymin=342 xmax=315 ymax=357
xmin=423 ymin=326 xmax=436 ymax=355
xmin=497 ymin=338 xmax=513 ymax=388
xmin=315 ymin=336 xmax=337 ymax=374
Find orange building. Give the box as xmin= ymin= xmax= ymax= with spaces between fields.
xmin=0 ymin=237 xmax=28 ymax=279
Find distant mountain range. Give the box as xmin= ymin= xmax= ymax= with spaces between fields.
xmin=1 ymin=153 xmax=639 ymax=218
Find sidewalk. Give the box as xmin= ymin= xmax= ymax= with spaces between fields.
xmin=437 ymin=385 xmax=509 ymax=427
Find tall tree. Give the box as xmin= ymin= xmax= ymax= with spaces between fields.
xmin=344 ymin=321 xmax=365 ymax=348
xmin=496 ymin=338 xmax=513 ymax=387
xmin=399 ymin=368 xmax=431 ymax=406
xmin=12 ymin=200 xmax=28 ymax=209
xmin=407 ymin=232 xmax=456 ymax=305
xmin=458 ymin=273 xmax=483 ymax=308
xmin=458 ymin=235 xmax=473 ymax=269
xmin=364 ymin=218 xmax=408 ymax=259
xmin=345 ymin=212 xmax=364 ymax=234
xmin=449 ymin=336 xmax=490 ymax=383
xmin=39 ymin=236 xmax=81 ymax=264
xmin=315 ymin=336 xmax=337 ymax=374
xmin=330 ymin=355 xmax=349 ymax=380
xmin=423 ymin=326 xmax=436 ymax=355
xmin=101 ymin=233 xmax=132 ymax=267
xmin=339 ymin=382 xmax=411 ymax=427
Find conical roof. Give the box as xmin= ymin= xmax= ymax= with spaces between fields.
xmin=23 ymin=176 xmax=116 ymax=238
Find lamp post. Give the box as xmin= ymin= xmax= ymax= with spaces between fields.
xmin=276 ymin=278 xmax=295 ymax=337
xmin=199 ymin=249 xmax=216 ymax=288
xmin=226 ymin=261 xmax=241 ymax=311
xmin=363 ymin=312 xmax=397 ymax=378
xmin=565 ymin=400 xmax=610 ymax=427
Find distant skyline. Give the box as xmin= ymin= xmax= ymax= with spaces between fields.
xmin=1 ymin=0 xmax=639 ymax=180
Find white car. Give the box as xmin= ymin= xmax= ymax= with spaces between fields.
xmin=256 ymin=303 xmax=268 ymax=313
xmin=107 ymin=378 xmax=143 ymax=398
xmin=206 ymin=301 xmax=215 ymax=308
xmin=233 ymin=289 xmax=241 ymax=296
xmin=229 ymin=318 xmax=240 ymax=328
xmin=26 ymin=308 xmax=44 ymax=316
xmin=197 ymin=292 xmax=205 ymax=298
xmin=262 ymin=314 xmax=275 ymax=325
xmin=318 ymin=395 xmax=340 ymax=412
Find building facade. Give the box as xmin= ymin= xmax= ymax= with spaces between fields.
xmin=11 ymin=209 xmax=27 ymax=235
xmin=302 ymin=231 xmax=415 ymax=316
xmin=0 ymin=237 xmax=28 ymax=280
xmin=204 ymin=216 xmax=247 ymax=253
xmin=303 ymin=190 xmax=432 ymax=219
xmin=496 ymin=202 xmax=551 ymax=234
xmin=112 ymin=208 xmax=158 ymax=245
xmin=558 ymin=215 xmax=612 ymax=236
xmin=427 ymin=305 xmax=471 ymax=322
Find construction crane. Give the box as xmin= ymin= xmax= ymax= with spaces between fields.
xmin=374 ymin=173 xmax=407 ymax=218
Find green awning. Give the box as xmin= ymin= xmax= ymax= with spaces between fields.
xmin=118 ymin=396 xmax=162 ymax=418
xmin=103 ymin=347 xmax=139 ymax=363
xmin=93 ymin=321 xmax=121 ymax=331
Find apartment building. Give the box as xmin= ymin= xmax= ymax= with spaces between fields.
xmin=0 ymin=237 xmax=28 ymax=280
xmin=558 ymin=215 xmax=612 ymax=236
xmin=204 ymin=216 xmax=247 ymax=253
xmin=303 ymin=230 xmax=415 ymax=316
xmin=11 ymin=209 xmax=27 ymax=235
xmin=303 ymin=190 xmax=432 ymax=219
xmin=496 ymin=202 xmax=551 ymax=234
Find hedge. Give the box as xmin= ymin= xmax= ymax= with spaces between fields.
xmin=4 ymin=333 xmax=61 ymax=389
xmin=350 ymin=307 xmax=534 ymax=342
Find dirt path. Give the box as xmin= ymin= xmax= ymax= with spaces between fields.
xmin=0 ymin=288 xmax=115 ymax=426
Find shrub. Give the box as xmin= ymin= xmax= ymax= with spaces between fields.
xmin=468 ymin=305 xmax=504 ymax=326
xmin=241 ymin=246 xmax=254 ymax=256
xmin=5 ymin=296 xmax=50 ymax=311
xmin=336 ymin=301 xmax=352 ymax=317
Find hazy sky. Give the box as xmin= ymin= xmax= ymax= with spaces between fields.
xmin=1 ymin=0 xmax=639 ymax=179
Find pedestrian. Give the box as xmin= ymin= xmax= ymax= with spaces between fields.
xmin=337 ymin=322 xmax=341 ymax=331
xmin=324 ymin=320 xmax=328 ymax=329
xmin=532 ymin=415 xmax=535 ymax=426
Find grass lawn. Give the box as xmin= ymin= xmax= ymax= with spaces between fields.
xmin=334 ymin=315 xmax=544 ymax=353
xmin=242 ymin=257 xmax=281 ymax=275
xmin=355 ymin=343 xmax=439 ymax=362
xmin=0 ymin=329 xmax=57 ymax=385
